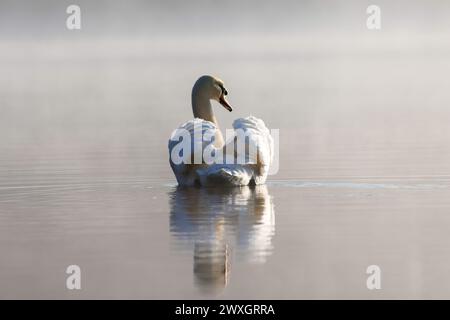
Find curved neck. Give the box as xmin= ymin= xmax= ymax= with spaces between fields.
xmin=192 ymin=94 xmax=216 ymax=124
xmin=191 ymin=89 xmax=224 ymax=148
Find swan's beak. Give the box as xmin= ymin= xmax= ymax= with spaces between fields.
xmin=219 ymin=96 xmax=233 ymax=112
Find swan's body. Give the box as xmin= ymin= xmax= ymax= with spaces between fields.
xmin=168 ymin=75 xmax=273 ymax=187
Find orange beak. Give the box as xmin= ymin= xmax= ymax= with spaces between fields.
xmin=219 ymin=95 xmax=233 ymax=112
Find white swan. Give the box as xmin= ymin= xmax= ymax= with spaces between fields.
xmin=168 ymin=75 xmax=273 ymax=187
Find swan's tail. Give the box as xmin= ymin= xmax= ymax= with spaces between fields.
xmin=197 ymin=165 xmax=254 ymax=187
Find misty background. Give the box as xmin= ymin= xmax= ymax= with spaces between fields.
xmin=2 ymin=0 xmax=450 ymax=180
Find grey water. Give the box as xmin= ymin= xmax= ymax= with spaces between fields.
xmin=2 ymin=0 xmax=450 ymax=299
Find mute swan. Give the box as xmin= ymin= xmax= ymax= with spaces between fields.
xmin=168 ymin=75 xmax=273 ymax=187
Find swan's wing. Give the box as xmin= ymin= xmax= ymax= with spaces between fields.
xmin=198 ymin=116 xmax=273 ymax=186
xmin=168 ymin=118 xmax=218 ymax=186
xmin=232 ymin=116 xmax=274 ymax=184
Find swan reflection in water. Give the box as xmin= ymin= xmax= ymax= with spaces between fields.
xmin=169 ymin=185 xmax=275 ymax=293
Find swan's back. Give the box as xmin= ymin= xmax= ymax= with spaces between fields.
xmin=168 ymin=116 xmax=273 ymax=187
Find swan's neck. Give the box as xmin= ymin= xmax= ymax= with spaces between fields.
xmin=192 ymin=91 xmax=225 ymax=147
xmin=192 ymin=94 xmax=216 ymax=124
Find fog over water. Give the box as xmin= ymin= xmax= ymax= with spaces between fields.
xmin=1 ymin=0 xmax=450 ymax=298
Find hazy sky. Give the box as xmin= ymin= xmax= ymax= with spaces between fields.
xmin=1 ymin=0 xmax=450 ymax=39
xmin=1 ymin=0 xmax=450 ymax=146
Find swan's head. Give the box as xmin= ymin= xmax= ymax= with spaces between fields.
xmin=192 ymin=75 xmax=233 ymax=112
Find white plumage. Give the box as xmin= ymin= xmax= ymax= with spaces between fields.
xmin=169 ymin=116 xmax=273 ymax=187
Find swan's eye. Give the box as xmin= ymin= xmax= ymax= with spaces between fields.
xmin=221 ymin=86 xmax=228 ymax=96
xmin=218 ymin=84 xmax=227 ymax=96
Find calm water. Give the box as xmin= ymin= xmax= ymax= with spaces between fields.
xmin=1 ymin=34 xmax=450 ymax=299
